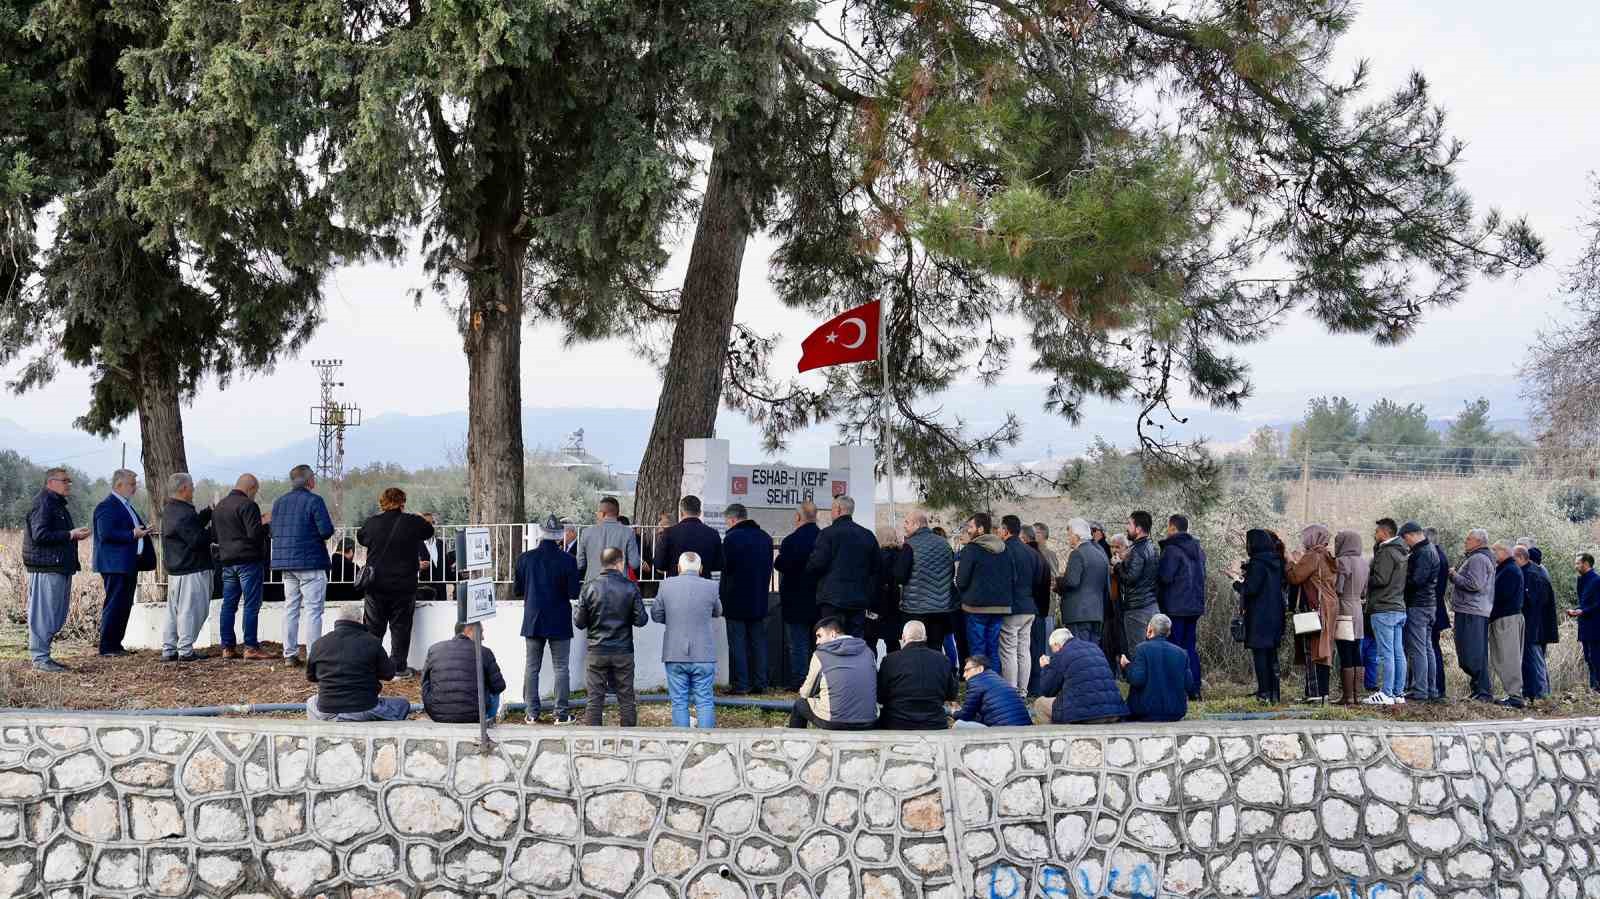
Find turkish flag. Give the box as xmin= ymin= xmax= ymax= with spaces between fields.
xmin=797 ymin=300 xmax=880 ymax=373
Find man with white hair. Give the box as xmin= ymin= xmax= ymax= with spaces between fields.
xmin=1033 ymin=626 xmax=1128 ymax=724
xmin=806 ymin=495 xmax=879 ymax=639
xmin=1448 ymin=528 xmax=1497 ymax=702
xmin=876 ymin=620 xmax=958 ymax=730
xmin=306 ymin=605 xmax=410 ymax=721
xmin=1487 ymin=543 xmax=1526 ymax=707
xmin=271 ymin=464 xmax=336 ymax=665
xmin=652 ymin=551 xmax=723 ymax=728
xmin=1120 ymin=613 xmax=1193 ymax=722
xmin=92 ymin=468 xmax=155 ymax=657
xmin=1056 ymin=518 xmax=1110 ymax=647
xmin=159 ymin=473 xmax=214 ymax=662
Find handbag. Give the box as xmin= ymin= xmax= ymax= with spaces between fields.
xmin=1335 ymin=615 xmax=1356 ymax=642
xmin=1230 ymin=613 xmax=1247 ymax=643
xmin=1293 ymin=611 xmax=1322 ymax=635
xmin=353 ymin=517 xmax=401 ymax=599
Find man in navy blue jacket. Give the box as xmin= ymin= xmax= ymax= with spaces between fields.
xmin=1119 ymin=614 xmax=1192 ymax=722
xmin=514 ymin=515 xmax=582 ymax=723
xmin=1034 ymin=627 xmax=1129 ymax=724
xmin=806 ymin=495 xmax=879 ymax=638
xmin=1156 ymin=514 xmax=1207 ymax=700
xmin=24 ymin=467 xmax=91 ymax=672
xmin=270 ymin=464 xmax=336 ymax=665
xmin=951 ymin=654 xmax=1032 ymax=728
xmin=1520 ymin=546 xmax=1558 ymax=701
xmin=721 ymin=504 xmax=775 ymax=694
xmin=774 ymin=502 xmax=822 ymax=690
xmin=653 ymin=495 xmax=723 ymax=578
xmin=1569 ymin=554 xmax=1600 ymax=692
xmin=92 ymin=469 xmax=155 ymax=657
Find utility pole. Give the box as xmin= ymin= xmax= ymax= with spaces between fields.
xmin=1300 ymin=444 xmax=1313 ymax=525
xmin=310 ymin=359 xmax=361 ymax=522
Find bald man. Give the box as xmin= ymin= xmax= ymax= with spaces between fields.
xmin=215 ymin=474 xmax=273 ymax=659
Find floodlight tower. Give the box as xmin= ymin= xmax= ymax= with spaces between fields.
xmin=310 ymin=359 xmax=361 ymax=519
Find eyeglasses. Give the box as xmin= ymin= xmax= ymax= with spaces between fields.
xmin=49 ymin=477 xmax=72 ymax=484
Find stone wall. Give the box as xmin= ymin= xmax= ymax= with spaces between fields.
xmin=0 ymin=713 xmax=1597 ymax=898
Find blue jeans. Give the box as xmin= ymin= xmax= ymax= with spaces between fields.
xmin=783 ymin=622 xmax=813 ymax=691
xmin=726 ymin=618 xmax=768 ymax=693
xmin=1522 ymin=641 xmax=1549 ymax=700
xmin=965 ymin=613 xmax=1003 ymax=667
xmin=1362 ymin=635 xmax=1378 ymax=689
xmin=27 ymin=573 xmax=71 ymax=664
xmin=666 ymin=661 xmax=716 ymax=728
xmin=1371 ymin=610 xmax=1408 ymax=697
xmin=1169 ymin=615 xmax=1202 ymax=699
xmin=307 ymin=694 xmax=411 ymax=721
xmin=524 ymin=637 xmax=571 ymax=717
xmin=1404 ymin=606 xmax=1437 ymax=699
xmin=485 ymin=692 xmax=502 ymax=720
xmin=281 ymin=569 xmax=327 ymax=658
xmin=220 ymin=562 xmax=264 ymax=649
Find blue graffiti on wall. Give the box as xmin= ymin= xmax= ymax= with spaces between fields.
xmin=983 ymin=864 xmax=1424 ymax=899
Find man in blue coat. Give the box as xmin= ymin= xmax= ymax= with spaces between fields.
xmin=270 ymin=464 xmax=337 ymax=665
xmin=1033 ymin=626 xmax=1129 ymax=724
xmin=1519 ymin=546 xmax=1558 ymax=702
xmin=1156 ymin=514 xmax=1207 ymax=700
xmin=1568 ymin=553 xmax=1600 ymax=693
xmin=951 ymin=654 xmax=1033 ymax=728
xmin=1119 ymin=614 xmax=1193 ymax=722
xmin=653 ymin=495 xmax=723 ymax=578
xmin=92 ymin=468 xmax=155 ymax=657
xmin=514 ymin=515 xmax=582 ymax=723
xmin=806 ymin=495 xmax=879 ymax=639
xmin=721 ymin=503 xmax=775 ymax=694
xmin=774 ymin=502 xmax=822 ymax=690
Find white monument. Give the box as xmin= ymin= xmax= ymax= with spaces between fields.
xmin=681 ymin=438 xmax=876 ymax=532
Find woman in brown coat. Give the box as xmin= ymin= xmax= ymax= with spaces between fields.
xmin=1332 ymin=529 xmax=1369 ymax=704
xmin=1287 ymin=524 xmax=1337 ymax=703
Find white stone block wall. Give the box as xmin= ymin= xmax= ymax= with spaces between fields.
xmin=0 ymin=714 xmax=1597 ymax=897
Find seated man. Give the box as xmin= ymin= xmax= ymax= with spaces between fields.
xmin=788 ymin=617 xmax=877 ymax=730
xmin=951 ymin=654 xmax=1033 ymax=729
xmin=305 ymin=606 xmax=410 ymax=721
xmin=877 ymin=620 xmax=957 ymax=730
xmin=421 ymin=620 xmax=508 ymax=724
xmin=1119 ymin=613 xmax=1193 ymax=722
xmin=1034 ymin=627 xmax=1128 ymax=725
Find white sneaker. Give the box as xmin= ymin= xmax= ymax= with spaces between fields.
xmin=1363 ymin=692 xmax=1394 ymax=706
xmin=1392 ymin=695 xmax=1407 ymax=705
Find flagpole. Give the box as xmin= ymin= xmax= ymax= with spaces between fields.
xmin=881 ymin=296 xmax=896 ymax=529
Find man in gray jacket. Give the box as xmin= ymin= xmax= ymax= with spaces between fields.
xmin=1056 ymin=518 xmax=1110 ymax=646
xmin=651 ymin=552 xmax=722 ymax=728
xmin=1448 ymin=528 xmax=1497 ymax=702
xmin=895 ymin=511 xmax=956 ymax=653
xmin=1118 ymin=511 xmax=1160 ymax=657
xmin=576 ymin=496 xmax=642 ymax=582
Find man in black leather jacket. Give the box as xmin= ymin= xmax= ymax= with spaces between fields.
xmin=573 ymin=548 xmax=648 ymax=726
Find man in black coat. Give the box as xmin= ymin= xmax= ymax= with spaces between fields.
xmin=357 ymin=489 xmax=436 ymax=677
xmin=775 ymin=502 xmax=822 ymax=690
xmin=305 ymin=606 xmax=411 ymax=721
xmin=877 ymin=621 xmax=958 ymax=729
xmin=24 ymin=467 xmax=91 ymax=672
xmin=213 ymin=474 xmax=271 ymax=659
xmin=422 ymin=621 xmax=508 ymax=723
xmin=161 ymin=473 xmax=215 ymax=663
xmin=653 ymin=495 xmax=723 ymax=578
xmin=806 ymin=495 xmax=879 ymax=639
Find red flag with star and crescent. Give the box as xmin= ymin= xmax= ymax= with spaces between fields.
xmin=797 ymin=300 xmax=880 ymax=373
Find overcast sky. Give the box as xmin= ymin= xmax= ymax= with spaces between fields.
xmin=4 ymin=1 xmax=1597 ymax=460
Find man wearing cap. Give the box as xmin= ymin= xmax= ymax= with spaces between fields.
xmin=1398 ymin=522 xmax=1440 ymax=702
xmin=514 ymin=515 xmax=583 ymax=724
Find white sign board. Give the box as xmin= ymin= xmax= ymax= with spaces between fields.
xmin=462 ymin=576 xmax=496 ymax=623
xmin=461 ymin=527 xmax=492 ymax=571
xmin=728 ymin=464 xmax=848 ymax=510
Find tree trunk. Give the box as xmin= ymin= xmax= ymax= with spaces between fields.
xmin=633 ymin=146 xmax=752 ymax=527
xmin=464 ymin=91 xmax=527 ymax=527
xmin=135 ymin=355 xmax=189 ymax=523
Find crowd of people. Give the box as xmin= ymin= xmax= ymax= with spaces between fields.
xmin=19 ymin=464 xmax=1600 ymax=728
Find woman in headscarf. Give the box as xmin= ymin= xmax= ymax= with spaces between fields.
xmin=1287 ymin=524 xmax=1338 ymax=702
xmin=1233 ymin=528 xmax=1286 ymax=703
xmin=1332 ymin=529 xmax=1369 ymax=705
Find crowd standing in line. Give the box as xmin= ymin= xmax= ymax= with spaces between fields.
xmin=21 ymin=465 xmax=1600 ymax=730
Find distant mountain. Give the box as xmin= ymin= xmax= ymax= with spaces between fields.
xmin=1 ymin=373 xmax=1531 ymax=478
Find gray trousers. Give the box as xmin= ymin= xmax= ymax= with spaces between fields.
xmin=27 ymin=572 xmax=71 ymax=664
xmin=1123 ymin=604 xmax=1158 ymax=658
xmin=1488 ymin=614 xmax=1525 ymax=700
xmin=162 ymin=572 xmax=213 ymax=656
xmin=1404 ymin=606 xmax=1437 ymax=699
xmin=1000 ymin=614 xmax=1036 ymax=693
xmin=525 ymin=637 xmax=572 ymax=715
xmin=307 ymin=694 xmax=411 ymax=721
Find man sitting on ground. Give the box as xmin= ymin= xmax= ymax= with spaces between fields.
xmin=788 ymin=616 xmax=877 ymax=730
xmin=305 ymin=606 xmax=410 ymax=721
xmin=421 ymin=621 xmax=507 ymax=724
xmin=1034 ymin=627 xmax=1128 ymax=725
xmin=877 ymin=620 xmax=957 ymax=730
xmin=1119 ymin=613 xmax=1192 ymax=722
xmin=951 ymin=654 xmax=1032 ymax=728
